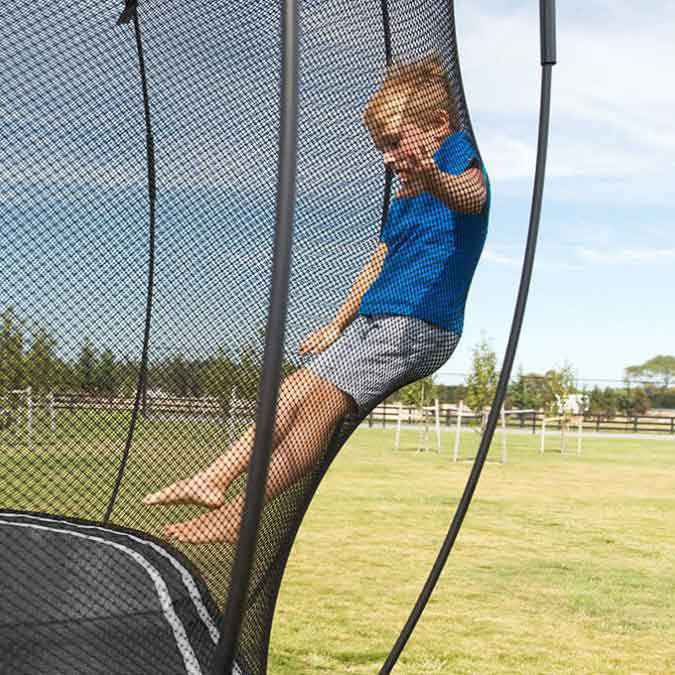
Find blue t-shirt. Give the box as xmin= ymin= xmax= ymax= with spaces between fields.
xmin=358 ymin=129 xmax=490 ymax=334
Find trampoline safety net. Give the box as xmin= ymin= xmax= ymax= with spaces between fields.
xmin=1 ymin=1 xmax=489 ymax=673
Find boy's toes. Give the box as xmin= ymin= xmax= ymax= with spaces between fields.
xmin=142 ymin=482 xmax=182 ymax=505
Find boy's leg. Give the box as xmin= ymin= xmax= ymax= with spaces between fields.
xmin=143 ymin=368 xmax=324 ymax=507
xmin=164 ymin=376 xmax=353 ymax=543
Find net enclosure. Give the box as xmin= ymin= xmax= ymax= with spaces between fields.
xmin=1 ymin=0 xmax=555 ymax=673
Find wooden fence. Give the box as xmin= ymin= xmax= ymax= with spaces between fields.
xmin=27 ymin=393 xmax=675 ymax=436
xmin=51 ymin=393 xmax=241 ymax=418
xmin=367 ymin=403 xmax=675 ymax=435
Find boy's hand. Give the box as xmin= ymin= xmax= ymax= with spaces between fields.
xmin=299 ymin=322 xmax=341 ymax=356
xmin=406 ymin=135 xmax=438 ymax=184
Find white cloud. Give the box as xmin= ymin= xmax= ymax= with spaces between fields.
xmin=576 ymin=246 xmax=675 ymax=265
xmin=4 ymin=0 xmax=674 ymax=216
xmin=483 ymin=248 xmax=521 ymax=266
xmin=483 ymin=247 xmax=586 ymax=272
xmin=457 ymin=2 xmax=675 ymax=201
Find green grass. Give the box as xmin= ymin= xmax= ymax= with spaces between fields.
xmin=2 ymin=420 xmax=674 ymax=673
xmin=268 ymin=429 xmax=675 ymax=674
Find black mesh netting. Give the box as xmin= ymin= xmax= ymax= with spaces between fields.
xmin=1 ymin=1 xmax=489 ymax=673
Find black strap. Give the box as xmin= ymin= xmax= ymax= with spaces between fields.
xmin=105 ymin=2 xmax=158 ymax=523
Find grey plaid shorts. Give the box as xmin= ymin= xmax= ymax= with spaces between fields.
xmin=306 ymin=314 xmax=460 ymax=413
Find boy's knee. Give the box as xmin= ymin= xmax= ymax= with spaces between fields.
xmin=279 ymin=368 xmax=313 ymax=403
xmin=284 ymin=369 xmax=355 ymax=418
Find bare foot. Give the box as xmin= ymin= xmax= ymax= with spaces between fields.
xmin=164 ymin=495 xmax=245 ymax=544
xmin=142 ymin=473 xmax=224 ymax=508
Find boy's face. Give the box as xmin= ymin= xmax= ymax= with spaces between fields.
xmin=372 ymin=92 xmax=450 ymax=184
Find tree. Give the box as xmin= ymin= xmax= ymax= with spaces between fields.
xmin=236 ymin=341 xmax=263 ymax=404
xmin=117 ymin=355 xmax=140 ymax=399
xmin=625 ymin=355 xmax=675 ymax=389
xmin=465 ymin=336 xmax=498 ymax=425
xmin=96 ymin=348 xmax=119 ymax=396
xmin=645 ymin=387 xmax=675 ymax=410
xmin=545 ymin=362 xmax=577 ymax=415
xmin=434 ymin=383 xmax=467 ymax=405
xmin=508 ymin=368 xmax=550 ymax=411
xmin=77 ymin=339 xmax=99 ymax=394
xmin=0 ymin=307 xmax=26 ymax=395
xmin=398 ymin=376 xmax=436 ymax=408
xmin=159 ymin=355 xmax=202 ymax=398
xmin=200 ymin=346 xmax=237 ymax=415
xmin=587 ymin=386 xmax=618 ymax=420
xmin=544 ymin=363 xmax=578 ymax=447
xmin=26 ymin=327 xmax=58 ymax=395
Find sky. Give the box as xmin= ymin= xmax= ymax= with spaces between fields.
xmin=441 ymin=0 xmax=675 ymax=387
xmin=2 ymin=0 xmax=673 ymax=390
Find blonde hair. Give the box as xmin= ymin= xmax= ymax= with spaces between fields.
xmin=363 ymin=50 xmax=459 ymax=137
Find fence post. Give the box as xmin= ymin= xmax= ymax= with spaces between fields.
xmin=501 ymin=406 xmax=506 ymax=464
xmin=532 ymin=411 xmax=536 ymax=434
xmin=434 ymin=399 xmax=441 ymax=452
xmin=27 ymin=387 xmax=33 ymax=450
xmin=394 ymin=402 xmax=402 ymax=451
xmin=453 ymin=400 xmax=463 ymax=462
xmin=49 ymin=393 xmax=56 ymax=434
xmin=540 ymin=418 xmax=546 ymax=454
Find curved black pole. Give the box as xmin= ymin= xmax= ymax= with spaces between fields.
xmin=378 ymin=0 xmax=394 ymax=239
xmin=380 ymin=2 xmax=556 ymax=671
xmin=105 ymin=1 xmax=157 ymax=524
xmin=213 ymin=1 xmax=299 ymax=673
xmin=238 ymin=0 xmax=395 ymax=624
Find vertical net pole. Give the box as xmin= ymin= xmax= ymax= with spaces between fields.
xmin=213 ymin=0 xmax=299 ymax=671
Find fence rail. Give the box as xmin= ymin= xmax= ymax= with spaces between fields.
xmin=368 ymin=403 xmax=675 ymax=435
xmin=50 ymin=392 xmax=245 ymax=418
xmin=4 ymin=393 xmax=675 ymax=436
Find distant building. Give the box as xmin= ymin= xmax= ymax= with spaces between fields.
xmin=556 ymin=394 xmax=588 ymax=415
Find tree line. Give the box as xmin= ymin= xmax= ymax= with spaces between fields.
xmin=2 ymin=307 xmax=674 ymax=417
xmin=392 ymin=337 xmax=675 ymax=418
xmin=0 ymin=308 xmax=294 ymax=408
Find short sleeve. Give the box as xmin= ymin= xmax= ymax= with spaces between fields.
xmin=379 ymin=199 xmax=407 ymax=246
xmin=435 ymin=130 xmax=479 ymax=175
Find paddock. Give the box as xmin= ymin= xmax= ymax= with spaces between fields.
xmin=2 ymin=424 xmax=673 ymax=673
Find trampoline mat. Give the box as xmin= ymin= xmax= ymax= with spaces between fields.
xmin=0 ymin=511 xmax=244 ymax=675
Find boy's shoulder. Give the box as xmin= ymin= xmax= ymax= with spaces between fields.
xmin=433 ymin=129 xmax=477 ymax=174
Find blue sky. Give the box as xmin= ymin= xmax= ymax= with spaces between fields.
xmin=442 ymin=0 xmax=675 ymax=387
xmin=2 ymin=1 xmax=673 ymax=390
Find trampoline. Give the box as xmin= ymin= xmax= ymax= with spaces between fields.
xmin=0 ymin=511 xmax=229 ymax=674
xmin=1 ymin=1 xmax=555 ymax=673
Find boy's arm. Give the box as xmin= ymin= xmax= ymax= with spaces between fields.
xmin=332 ymin=242 xmax=388 ymax=330
xmin=298 ymin=242 xmax=387 ymax=356
xmin=423 ymin=162 xmax=487 ymax=215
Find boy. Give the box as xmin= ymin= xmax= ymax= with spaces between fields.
xmin=143 ymin=51 xmax=489 ymax=543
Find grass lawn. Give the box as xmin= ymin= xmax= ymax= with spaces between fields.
xmin=269 ymin=428 xmax=675 ymax=674
xmin=2 ymin=418 xmax=674 ymax=673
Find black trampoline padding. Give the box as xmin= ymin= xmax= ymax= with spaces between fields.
xmin=0 ymin=512 xmax=243 ymax=675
